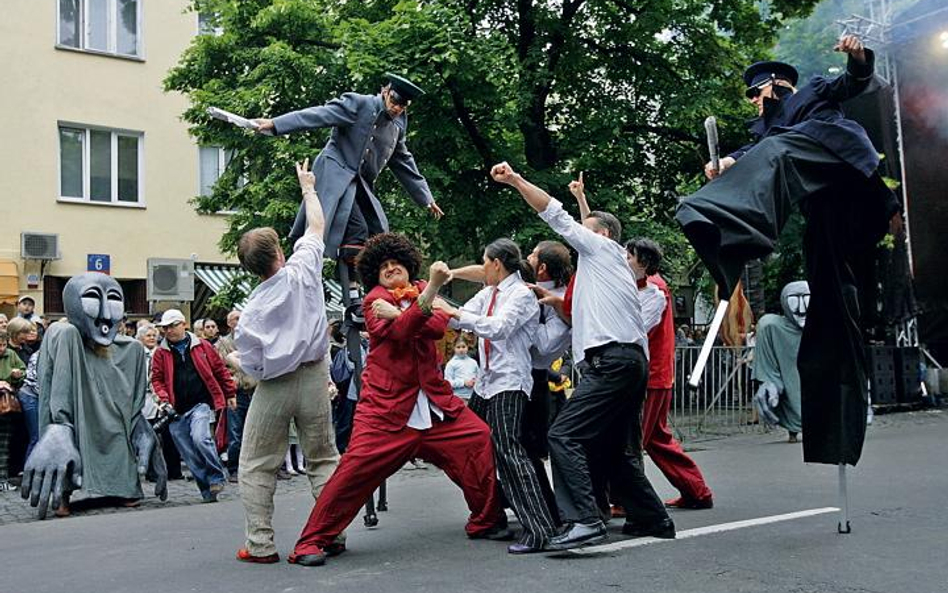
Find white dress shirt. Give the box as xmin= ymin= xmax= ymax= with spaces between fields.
xmin=451 ymin=272 xmax=539 ymax=398
xmin=538 ymin=198 xmax=648 ymax=363
xmin=531 ymin=281 xmax=572 ymax=370
xmin=639 ymin=281 xmax=667 ymax=334
xmin=235 ymin=234 xmax=329 ymax=381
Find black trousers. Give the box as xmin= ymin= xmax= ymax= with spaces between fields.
xmin=548 ymin=343 xmax=667 ymax=526
xmin=469 ymin=390 xmax=559 ymax=547
xmin=524 ymin=369 xmax=559 ymax=522
xmin=799 ymin=186 xmax=888 ymax=465
xmin=289 ymin=181 xmax=383 ymax=256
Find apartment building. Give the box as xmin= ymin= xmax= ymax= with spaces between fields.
xmin=0 ymin=0 xmax=237 ymax=321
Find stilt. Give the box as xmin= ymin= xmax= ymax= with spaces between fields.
xmin=837 ymin=463 xmax=851 ymax=534
xmin=337 ymin=256 xmax=385 ymax=528
xmin=688 ymin=300 xmax=730 ymax=389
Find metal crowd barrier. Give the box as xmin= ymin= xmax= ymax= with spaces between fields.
xmin=670 ymin=345 xmax=764 ymax=443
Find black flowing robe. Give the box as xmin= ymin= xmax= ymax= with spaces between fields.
xmin=675 ymin=51 xmax=900 ymax=466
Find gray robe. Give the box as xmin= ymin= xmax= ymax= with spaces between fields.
xmin=752 ymin=314 xmax=803 ymax=433
xmin=37 ymin=323 xmax=147 ymax=499
xmin=273 ymin=92 xmax=434 ymax=256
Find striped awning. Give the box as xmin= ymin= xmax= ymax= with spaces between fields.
xmin=194 ymin=264 xmax=344 ymax=318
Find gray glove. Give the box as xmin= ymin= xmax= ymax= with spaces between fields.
xmin=20 ymin=423 xmax=82 ymax=520
xmin=754 ymin=382 xmax=781 ymax=427
xmin=131 ymin=416 xmax=168 ymax=501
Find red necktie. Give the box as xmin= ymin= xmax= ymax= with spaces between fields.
xmin=483 ymin=287 xmax=499 ymax=371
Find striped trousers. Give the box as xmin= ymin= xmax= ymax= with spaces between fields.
xmin=469 ymin=390 xmax=558 ymax=548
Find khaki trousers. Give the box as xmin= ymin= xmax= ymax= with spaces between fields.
xmin=239 ymin=358 xmax=339 ymax=556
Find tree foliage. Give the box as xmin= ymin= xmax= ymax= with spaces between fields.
xmin=166 ymin=0 xmax=819 ymax=305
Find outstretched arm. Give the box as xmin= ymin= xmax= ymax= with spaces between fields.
xmin=254 ymin=92 xmax=361 ymax=135
xmin=295 ymin=158 xmax=325 ymax=238
xmin=450 ymin=264 xmax=486 ymax=284
xmin=491 ymin=161 xmax=551 ymax=213
xmin=816 ymin=35 xmax=875 ymax=102
xmin=491 ymin=161 xmax=603 ymax=256
xmin=568 ymin=172 xmax=591 ymax=220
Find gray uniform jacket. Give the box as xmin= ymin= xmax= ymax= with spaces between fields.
xmin=273 ymin=92 xmax=434 ymax=256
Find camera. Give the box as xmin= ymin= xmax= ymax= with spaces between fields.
xmin=152 ymin=403 xmax=180 ymax=432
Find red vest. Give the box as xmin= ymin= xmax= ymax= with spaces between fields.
xmin=646 ymin=274 xmax=675 ymax=389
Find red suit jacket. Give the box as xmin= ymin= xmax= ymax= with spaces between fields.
xmin=646 ymin=274 xmax=675 ymax=390
xmin=357 ymin=281 xmax=467 ymax=432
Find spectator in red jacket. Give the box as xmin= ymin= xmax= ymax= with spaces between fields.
xmin=152 ymin=309 xmax=236 ymax=502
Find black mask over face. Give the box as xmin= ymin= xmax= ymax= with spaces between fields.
xmin=63 ymin=273 xmax=125 ymax=347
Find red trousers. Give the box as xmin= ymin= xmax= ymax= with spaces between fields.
xmin=642 ymin=388 xmax=713 ymax=502
xmin=294 ymin=407 xmax=503 ymax=555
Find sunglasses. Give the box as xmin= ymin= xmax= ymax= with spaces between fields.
xmin=744 ymin=79 xmax=773 ymax=99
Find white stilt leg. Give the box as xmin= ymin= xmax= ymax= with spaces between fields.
xmin=688 ymin=300 xmax=730 ymax=389
xmin=838 ymin=463 xmax=851 ymax=534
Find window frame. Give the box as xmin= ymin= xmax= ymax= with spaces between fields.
xmin=58 ymin=122 xmax=146 ymax=209
xmin=55 ymin=0 xmax=145 ymax=61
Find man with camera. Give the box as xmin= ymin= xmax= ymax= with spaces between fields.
xmin=152 ymin=309 xmax=236 ymax=503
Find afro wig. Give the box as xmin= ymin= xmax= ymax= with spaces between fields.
xmin=356 ymin=233 xmax=424 ymax=290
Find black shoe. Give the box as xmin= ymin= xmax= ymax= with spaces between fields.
xmin=469 ymin=524 xmax=516 ymax=541
xmin=544 ymin=521 xmax=607 ymax=551
xmin=622 ymin=517 xmax=676 ymax=539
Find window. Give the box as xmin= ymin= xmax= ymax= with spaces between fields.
xmin=59 ymin=124 xmax=144 ymax=206
xmin=197 ymin=11 xmax=223 ymax=36
xmin=199 ymin=146 xmax=244 ymax=212
xmin=58 ymin=0 xmax=142 ymax=58
xmin=198 ymin=146 xmax=235 ymax=197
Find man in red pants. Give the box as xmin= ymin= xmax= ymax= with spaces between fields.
xmin=289 ymin=233 xmax=506 ymax=566
xmin=627 ymin=238 xmax=714 ymax=510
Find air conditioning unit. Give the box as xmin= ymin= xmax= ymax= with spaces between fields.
xmin=21 ymin=232 xmax=60 ymax=260
xmin=147 ymin=258 xmax=195 ymax=302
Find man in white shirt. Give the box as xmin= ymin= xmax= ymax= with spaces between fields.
xmin=438 ymin=238 xmax=558 ymax=554
xmin=230 ymin=159 xmax=341 ymax=564
xmin=490 ymin=162 xmax=673 ymax=550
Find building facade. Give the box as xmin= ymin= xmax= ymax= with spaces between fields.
xmin=0 ymin=0 xmax=234 ymax=320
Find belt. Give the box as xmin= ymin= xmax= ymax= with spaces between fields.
xmin=584 ymin=342 xmax=642 ymax=359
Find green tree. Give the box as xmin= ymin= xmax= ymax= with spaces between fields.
xmin=166 ymin=0 xmax=819 ymax=306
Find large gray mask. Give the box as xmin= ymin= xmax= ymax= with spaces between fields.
xmin=780 ymin=280 xmax=810 ymax=330
xmin=63 ymin=273 xmax=125 ymax=346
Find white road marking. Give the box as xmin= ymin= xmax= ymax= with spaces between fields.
xmin=570 ymin=507 xmax=841 ymax=555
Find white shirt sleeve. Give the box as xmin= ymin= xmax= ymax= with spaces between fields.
xmin=537 ymin=198 xmax=608 ymax=257
xmin=284 ymin=234 xmax=325 ymax=290
xmin=450 ymin=286 xmax=489 ymax=330
xmin=458 ymin=286 xmax=539 ymax=341
xmin=234 ymin=319 xmax=265 ymax=381
xmin=533 ymin=306 xmax=572 ymax=359
xmin=639 ymin=283 xmax=667 ymax=333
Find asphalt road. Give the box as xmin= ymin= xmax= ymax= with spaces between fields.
xmin=2 ymin=410 xmax=945 ymax=593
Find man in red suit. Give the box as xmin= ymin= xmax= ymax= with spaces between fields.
xmin=626 ymin=239 xmax=714 ymax=510
xmin=290 ymin=233 xmax=505 ymax=566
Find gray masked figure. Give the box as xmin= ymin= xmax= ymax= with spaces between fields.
xmin=20 ymin=273 xmax=167 ymax=518
xmin=753 ymin=281 xmax=809 ymax=442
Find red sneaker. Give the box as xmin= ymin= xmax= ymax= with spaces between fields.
xmin=236 ymin=548 xmax=280 ymax=564
xmin=664 ymin=496 xmax=714 ymax=510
